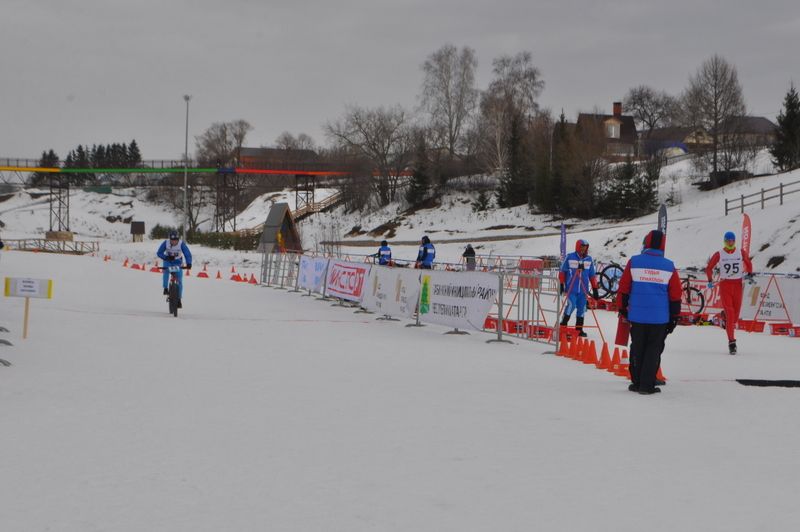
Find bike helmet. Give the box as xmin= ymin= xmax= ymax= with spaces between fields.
xmin=575 ymin=239 xmax=589 ymax=252
xmin=381 ymin=240 xmax=388 ymax=247
xmin=724 ymin=231 xmax=735 ymax=242
xmin=168 ymin=231 xmax=179 ymax=240
xmin=643 ymin=230 xmax=666 ymax=251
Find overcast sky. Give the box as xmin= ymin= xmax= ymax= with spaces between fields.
xmin=1 ymin=0 xmax=798 ymax=160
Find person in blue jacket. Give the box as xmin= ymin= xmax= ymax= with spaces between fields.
xmin=157 ymin=231 xmax=192 ymax=300
xmin=416 ymin=235 xmax=435 ymax=269
xmin=375 ymin=240 xmax=392 ymax=265
xmin=617 ymin=230 xmax=682 ymax=395
xmin=559 ymin=239 xmax=599 ymax=337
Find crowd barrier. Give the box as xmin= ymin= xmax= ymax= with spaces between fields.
xmin=260 ymin=252 xmax=563 ymax=349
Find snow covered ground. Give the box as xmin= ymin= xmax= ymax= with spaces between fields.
xmin=2 ymin=249 xmax=800 ymax=531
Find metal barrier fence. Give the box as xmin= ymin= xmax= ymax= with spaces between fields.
xmin=261 ymin=252 xmax=300 ymax=289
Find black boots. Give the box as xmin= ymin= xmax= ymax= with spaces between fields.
xmin=560 ymin=314 xmax=570 ymax=327
xmin=729 ymin=340 xmax=737 ymax=355
xmin=163 ymin=288 xmax=169 ymax=295
xmin=576 ymin=317 xmax=587 ymax=337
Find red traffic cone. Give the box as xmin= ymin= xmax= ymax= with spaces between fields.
xmin=596 ymin=342 xmax=612 ymax=370
xmin=556 ymin=332 xmax=570 ymax=356
xmin=656 ymin=367 xmax=667 ymax=383
xmin=608 ymin=347 xmax=621 ymax=374
xmin=614 ymin=349 xmax=631 ymax=377
xmin=123 ymin=258 xmax=129 ymax=267
xmin=248 ymin=273 xmax=258 ymax=285
xmin=216 ymin=270 xmax=222 ymax=279
xmin=583 ymin=340 xmax=598 ymax=365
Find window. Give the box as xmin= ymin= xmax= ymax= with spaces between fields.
xmin=606 ymin=121 xmax=620 ymax=139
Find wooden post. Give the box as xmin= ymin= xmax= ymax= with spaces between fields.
xmin=724 ymin=197 xmax=729 ymax=216
xmin=740 ymin=194 xmax=744 ymax=214
xmin=23 ymin=297 xmax=30 ymax=340
xmin=761 ymin=188 xmax=765 ymax=209
xmin=780 ymin=183 xmax=784 ymax=205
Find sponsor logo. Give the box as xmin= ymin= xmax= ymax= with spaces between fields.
xmin=329 ymin=263 xmax=367 ymax=297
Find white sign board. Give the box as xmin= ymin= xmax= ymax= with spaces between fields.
xmin=325 ymin=260 xmax=371 ymax=302
xmin=298 ymin=256 xmax=329 ymax=293
xmin=361 ymin=266 xmax=421 ymax=318
xmin=418 ymin=271 xmax=498 ymax=331
xmin=740 ymin=275 xmax=800 ymax=323
xmin=5 ymin=277 xmax=53 ymax=299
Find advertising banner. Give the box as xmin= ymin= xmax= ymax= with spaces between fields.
xmin=325 ymin=260 xmax=371 ymax=302
xmin=298 ymin=256 xmax=329 ymax=293
xmin=419 ymin=270 xmax=498 ymax=330
xmin=361 ymin=266 xmax=421 ymax=318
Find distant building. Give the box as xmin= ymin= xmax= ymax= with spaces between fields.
xmin=576 ymin=102 xmax=638 ymax=160
xmin=718 ymin=116 xmax=779 ymax=147
xmin=643 ymin=126 xmax=713 ymax=156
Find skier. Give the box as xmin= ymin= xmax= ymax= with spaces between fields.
xmin=374 ymin=240 xmax=392 ymax=266
xmin=157 ymin=231 xmax=193 ymax=301
xmin=559 ymin=239 xmax=599 ymax=337
xmin=705 ymin=231 xmax=753 ymax=354
xmin=462 ymin=244 xmax=476 ymax=271
xmin=416 ymin=236 xmax=435 ymax=269
xmin=617 ymin=230 xmax=682 ymax=394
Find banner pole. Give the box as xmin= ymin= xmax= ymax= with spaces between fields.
xmin=406 ymin=270 xmax=425 ymax=328
xmin=488 ymin=271 xmax=512 ymax=344
xmin=23 ymin=297 xmax=30 ymax=340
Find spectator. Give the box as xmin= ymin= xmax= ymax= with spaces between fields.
xmin=462 ymin=244 xmax=476 ymax=271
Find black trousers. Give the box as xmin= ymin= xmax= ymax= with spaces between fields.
xmin=629 ymin=322 xmax=668 ymax=391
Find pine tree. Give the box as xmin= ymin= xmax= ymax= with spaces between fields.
xmin=496 ymin=113 xmax=533 ymax=207
xmin=31 ymin=149 xmax=60 ymax=186
xmin=770 ymin=84 xmax=800 ymax=172
xmin=472 ymin=189 xmax=490 ymax=212
xmin=128 ymin=139 xmax=142 ymax=167
xmin=406 ymin=135 xmax=430 ymax=207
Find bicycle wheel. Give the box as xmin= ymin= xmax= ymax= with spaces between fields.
xmin=598 ymin=264 xmax=624 ymax=299
xmin=169 ymin=283 xmax=179 ymax=317
xmin=683 ymin=287 xmax=705 ymax=316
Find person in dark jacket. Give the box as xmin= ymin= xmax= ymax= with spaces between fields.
xmin=462 ymin=244 xmax=476 ymax=271
xmin=375 ymin=240 xmax=392 ymax=265
xmin=416 ymin=236 xmax=435 ymax=269
xmin=616 ymin=230 xmax=682 ymax=395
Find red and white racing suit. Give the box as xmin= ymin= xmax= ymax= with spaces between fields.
xmin=706 ymin=247 xmax=753 ymax=342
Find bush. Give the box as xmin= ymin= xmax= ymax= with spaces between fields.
xmin=149 ymin=224 xmax=260 ymax=251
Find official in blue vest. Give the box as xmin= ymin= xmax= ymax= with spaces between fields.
xmin=375 ymin=240 xmax=392 ymax=265
xmin=617 ymin=230 xmax=682 ymax=395
xmin=559 ymin=239 xmax=599 ymax=337
xmin=416 ymin=236 xmax=435 ymax=269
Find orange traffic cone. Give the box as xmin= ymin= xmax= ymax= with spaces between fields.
xmin=583 ymin=340 xmax=599 ymax=365
xmin=131 ymin=263 xmax=141 ymax=270
xmin=150 ymin=263 xmax=161 ymax=273
xmin=230 ymin=273 xmax=242 ymax=282
xmin=230 ymin=265 xmax=237 ymax=273
xmin=123 ymin=258 xmax=129 ymax=268
xmin=614 ymin=349 xmax=630 ymax=378
xmin=197 ymin=264 xmax=209 ymax=278
xmin=216 ymin=270 xmax=222 ymax=279
xmin=568 ymin=337 xmax=580 ymax=360
xmin=608 ymin=347 xmax=621 ymax=374
xmin=656 ymin=367 xmax=667 ymax=383
xmin=596 ymin=342 xmax=612 ymax=370
xmin=248 ymin=273 xmax=258 ymax=285
xmin=556 ymin=332 xmax=570 ymax=356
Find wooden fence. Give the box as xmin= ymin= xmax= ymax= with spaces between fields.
xmin=724 ymin=178 xmax=800 ymax=215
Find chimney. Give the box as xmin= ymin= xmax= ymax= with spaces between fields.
xmin=613 ymin=101 xmax=622 ymax=117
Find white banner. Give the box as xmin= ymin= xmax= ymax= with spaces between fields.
xmin=325 ymin=260 xmax=371 ymax=302
xmin=419 ymin=270 xmax=498 ymax=330
xmin=740 ymin=275 xmax=800 ymax=323
xmin=361 ymin=266 xmax=421 ymax=318
xmin=298 ymin=256 xmax=329 ymax=293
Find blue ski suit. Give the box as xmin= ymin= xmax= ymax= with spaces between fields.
xmin=157 ymin=239 xmax=193 ymax=298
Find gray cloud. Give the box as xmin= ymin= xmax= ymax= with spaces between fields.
xmin=1 ymin=0 xmax=797 ymax=159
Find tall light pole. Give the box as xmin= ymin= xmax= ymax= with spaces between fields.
xmin=182 ymin=94 xmax=191 ymax=239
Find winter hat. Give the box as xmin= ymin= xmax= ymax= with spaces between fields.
xmin=422 ymin=235 xmax=431 ymax=244
xmin=381 ymin=240 xmax=388 ymax=247
xmin=643 ymin=230 xmax=666 ymax=251
xmin=724 ymin=231 xmax=736 ymax=241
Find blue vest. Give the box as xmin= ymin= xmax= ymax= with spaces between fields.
xmin=627 ymin=249 xmax=675 ymax=324
xmin=418 ymin=243 xmax=435 ymax=267
xmin=378 ymin=245 xmax=392 ymax=265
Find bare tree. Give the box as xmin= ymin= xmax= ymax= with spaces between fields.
xmin=623 ymin=85 xmax=677 ymax=138
xmin=195 ymin=120 xmax=253 ymax=166
xmin=682 ymin=55 xmax=746 ymax=181
xmin=325 ymin=105 xmax=413 ymax=205
xmin=477 ymin=51 xmax=545 ymax=175
xmin=419 ymin=44 xmax=478 ymax=158
xmin=194 ymin=120 xmax=254 ymax=230
xmin=275 ymin=131 xmax=316 ymax=151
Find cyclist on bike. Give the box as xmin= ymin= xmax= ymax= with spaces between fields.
xmin=705 ymin=231 xmax=753 ymax=355
xmin=559 ymin=239 xmax=599 ymax=337
xmin=157 ymin=231 xmax=193 ymax=299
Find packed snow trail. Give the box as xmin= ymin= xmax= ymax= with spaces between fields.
xmin=1 ymin=251 xmax=799 ymax=531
